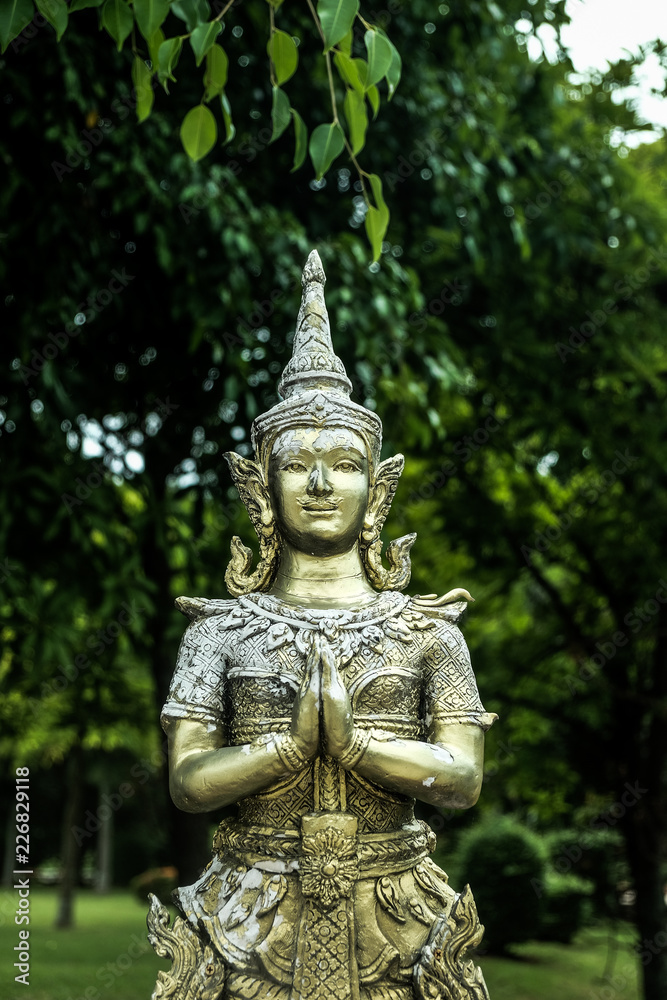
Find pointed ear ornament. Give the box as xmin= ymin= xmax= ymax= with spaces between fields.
xmin=223 ymin=451 xmax=281 ymax=597
xmin=360 ymin=454 xmax=416 ymax=592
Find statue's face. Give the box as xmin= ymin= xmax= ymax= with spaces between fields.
xmin=269 ymin=426 xmax=370 ymax=556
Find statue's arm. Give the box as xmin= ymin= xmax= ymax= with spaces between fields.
xmin=166 ymin=718 xmax=303 ymax=813
xmin=348 ymin=722 xmax=484 ymax=810
xmin=164 ymin=612 xmax=323 ymax=812
xmin=323 ymin=620 xmax=495 ymax=809
xmin=165 ymin=634 xmax=321 ymax=813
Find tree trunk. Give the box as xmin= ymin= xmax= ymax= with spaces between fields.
xmin=141 ymin=476 xmax=216 ymax=885
xmin=55 ymin=745 xmax=84 ymax=929
xmin=625 ymin=816 xmax=667 ymax=1000
xmin=619 ymin=615 xmax=667 ymax=1000
xmin=95 ymin=780 xmax=113 ymax=894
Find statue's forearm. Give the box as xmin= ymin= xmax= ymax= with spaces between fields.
xmin=169 ymin=743 xmax=286 ymax=812
xmin=351 ymin=726 xmax=484 ymax=810
xmin=167 ymin=720 xmax=301 ymax=813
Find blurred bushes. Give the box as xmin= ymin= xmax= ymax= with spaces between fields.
xmin=442 ymin=815 xmax=629 ymax=953
xmin=538 ymin=871 xmax=593 ymax=944
xmin=452 ymin=814 xmax=547 ymax=954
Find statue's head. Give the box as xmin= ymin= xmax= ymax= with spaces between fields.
xmin=224 ymin=251 xmax=415 ymax=597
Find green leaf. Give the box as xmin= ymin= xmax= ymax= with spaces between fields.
xmin=337 ymin=28 xmax=352 ymax=56
xmin=316 ymin=0 xmax=359 ymax=52
xmin=291 ymin=108 xmax=307 ymax=172
xmin=157 ymin=37 xmax=183 ymax=90
xmin=367 ymin=172 xmax=386 ymax=212
xmin=385 ymin=36 xmax=402 ymax=99
xmin=132 ymin=55 xmax=154 ymax=123
xmin=334 ymin=51 xmax=364 ymax=93
xmin=171 ymin=0 xmax=209 ymax=32
xmin=190 ymin=20 xmax=222 ymax=67
xmin=364 ymin=29 xmax=392 ymax=88
xmin=344 ymin=88 xmax=367 ymax=156
xmin=366 ymin=84 xmax=379 ymax=119
xmin=220 ymin=92 xmax=235 ymax=143
xmin=133 ymin=0 xmax=170 ymax=43
xmin=364 ymin=205 xmax=387 ymax=262
xmin=267 ymin=29 xmax=298 ymax=86
xmin=0 ymin=0 xmax=33 ymax=52
xmin=36 ymin=0 xmax=68 ymax=41
xmin=101 ymin=0 xmax=133 ymax=52
xmin=309 ymin=121 xmax=345 ymax=180
xmin=147 ymin=27 xmax=164 ymax=70
xmin=69 ymin=0 xmax=103 ymax=9
xmin=204 ymin=44 xmax=228 ymax=102
xmin=180 ymin=104 xmax=217 ymax=162
xmin=365 ymin=172 xmax=389 ymax=262
xmin=353 ymin=58 xmax=367 ymax=87
xmin=270 ymin=86 xmax=291 ymax=143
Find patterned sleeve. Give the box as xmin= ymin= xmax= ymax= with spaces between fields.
xmin=422 ymin=620 xmax=497 ymax=732
xmin=161 ymin=617 xmax=227 ymax=738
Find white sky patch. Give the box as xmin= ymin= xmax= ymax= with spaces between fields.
xmin=563 ymin=0 xmax=667 ymax=72
xmin=561 ymin=0 xmax=667 ymax=139
xmin=537 ymin=450 xmax=559 ymax=477
xmin=125 ymin=449 xmax=144 ymax=473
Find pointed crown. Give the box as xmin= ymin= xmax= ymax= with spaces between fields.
xmin=251 ymin=251 xmax=382 ymax=471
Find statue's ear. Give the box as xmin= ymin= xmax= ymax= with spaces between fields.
xmin=363 ymin=453 xmax=404 ymax=541
xmin=361 ymin=454 xmax=414 ymax=592
xmin=223 ymin=452 xmax=280 ymax=597
xmin=224 ymin=452 xmax=275 ymax=542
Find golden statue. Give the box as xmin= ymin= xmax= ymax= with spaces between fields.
xmin=147 ymin=252 xmax=498 ymax=1000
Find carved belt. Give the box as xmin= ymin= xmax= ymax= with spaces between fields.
xmin=212 ymin=816 xmax=435 ymax=878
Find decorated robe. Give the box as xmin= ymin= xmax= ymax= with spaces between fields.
xmin=153 ymin=591 xmax=496 ymax=1000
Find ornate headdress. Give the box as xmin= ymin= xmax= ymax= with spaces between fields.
xmin=224 ymin=251 xmax=415 ymax=597
xmin=251 ymin=251 xmax=382 ymax=473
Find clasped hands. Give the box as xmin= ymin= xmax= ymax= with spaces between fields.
xmin=289 ymin=633 xmax=359 ymax=765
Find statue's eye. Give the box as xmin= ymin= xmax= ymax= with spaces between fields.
xmin=283 ymin=461 xmax=307 ymax=473
xmin=334 ymin=460 xmax=359 ymax=473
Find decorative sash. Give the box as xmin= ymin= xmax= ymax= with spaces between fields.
xmin=291 ymin=809 xmax=360 ymax=1000
xmin=285 ymin=748 xmax=356 ymax=1000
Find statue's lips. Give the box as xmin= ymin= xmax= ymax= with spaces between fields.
xmin=299 ymin=501 xmax=340 ymax=513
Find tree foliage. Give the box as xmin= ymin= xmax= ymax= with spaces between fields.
xmin=4 ymin=0 xmax=401 ymax=257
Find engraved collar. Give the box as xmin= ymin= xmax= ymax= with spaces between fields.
xmin=240 ymin=591 xmax=409 ymax=632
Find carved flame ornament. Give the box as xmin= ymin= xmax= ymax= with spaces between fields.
xmin=148 ymin=251 xmax=497 ymax=1000
xmin=300 ymin=825 xmax=359 ymax=909
xmin=146 ymin=894 xmax=226 ymax=1000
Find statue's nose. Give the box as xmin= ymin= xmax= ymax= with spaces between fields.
xmin=307 ymin=462 xmax=332 ymax=496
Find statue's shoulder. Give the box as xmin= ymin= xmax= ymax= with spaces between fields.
xmin=407 ymin=588 xmax=474 ymax=626
xmin=174 ymin=595 xmax=256 ymax=638
xmin=404 ymin=589 xmax=474 ymax=651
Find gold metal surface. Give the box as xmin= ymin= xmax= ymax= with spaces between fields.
xmin=149 ymin=252 xmax=497 ymax=1000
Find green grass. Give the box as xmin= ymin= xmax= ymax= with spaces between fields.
xmin=482 ymin=924 xmax=641 ymax=1000
xmin=0 ymin=888 xmax=641 ymax=1000
xmin=0 ymin=888 xmax=169 ymax=1000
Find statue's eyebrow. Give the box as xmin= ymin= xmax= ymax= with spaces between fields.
xmin=273 ymin=443 xmax=313 ymax=461
xmin=327 ymin=446 xmax=366 ymax=462
xmin=272 ymin=440 xmax=367 ymax=462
